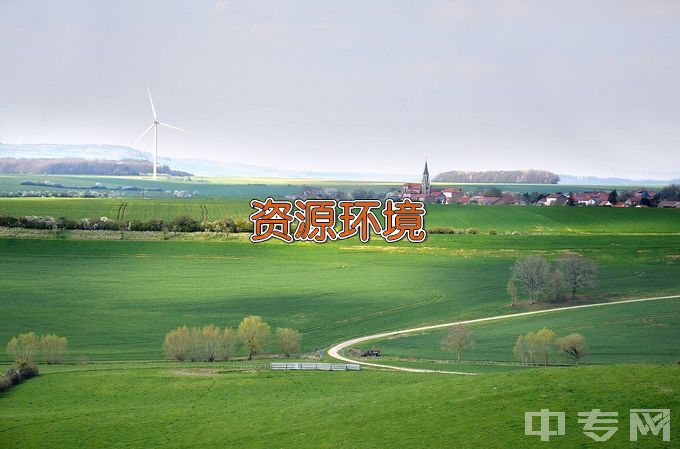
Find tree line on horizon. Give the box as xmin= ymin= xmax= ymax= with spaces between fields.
xmin=0 ymin=158 xmax=191 ymax=177
xmin=433 ymin=170 xmax=560 ymax=184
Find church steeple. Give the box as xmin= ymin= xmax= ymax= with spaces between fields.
xmin=421 ymin=160 xmax=431 ymax=195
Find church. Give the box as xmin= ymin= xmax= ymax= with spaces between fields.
xmin=401 ymin=161 xmax=461 ymax=204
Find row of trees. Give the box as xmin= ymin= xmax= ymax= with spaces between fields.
xmin=514 ymin=328 xmax=588 ymax=366
xmin=439 ymin=324 xmax=588 ymax=367
xmin=507 ymin=254 xmax=597 ymax=304
xmin=6 ymin=332 xmax=69 ymax=364
xmin=0 ymin=214 xmax=254 ymax=234
xmin=163 ymin=316 xmax=301 ymax=362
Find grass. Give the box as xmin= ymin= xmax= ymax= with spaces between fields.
xmin=2 ymin=197 xmax=680 ymax=234
xmin=0 ymin=364 xmax=676 ymax=448
xmin=1 ymin=234 xmax=679 ymax=362
xmin=0 ymin=190 xmax=679 ymax=448
xmin=1 ymin=173 xmax=662 ymax=198
xmin=357 ymin=297 xmax=680 ymax=365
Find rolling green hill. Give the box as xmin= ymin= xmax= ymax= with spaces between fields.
xmin=357 ymin=297 xmax=680 ymax=365
xmin=1 ymin=234 xmax=678 ymax=362
xmin=0 ymin=365 xmax=676 ymax=448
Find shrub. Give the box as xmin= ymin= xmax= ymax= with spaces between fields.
xmin=205 ymin=217 xmax=237 ymax=233
xmin=466 ymin=227 xmax=479 ymax=235
xmin=0 ymin=376 xmax=11 ymax=393
xmin=235 ymin=219 xmax=254 ymax=233
xmin=171 ymin=215 xmax=202 ymax=232
xmin=489 ymin=229 xmax=498 ymax=235
xmin=4 ymin=367 xmax=21 ymax=386
xmin=16 ymin=359 xmax=39 ymax=380
xmin=0 ymin=215 xmax=19 ymax=227
xmin=55 ymin=217 xmax=78 ymax=230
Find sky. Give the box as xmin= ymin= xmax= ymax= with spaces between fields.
xmin=1 ymin=0 xmax=679 ymax=179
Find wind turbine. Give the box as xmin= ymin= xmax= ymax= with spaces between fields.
xmin=133 ymin=87 xmax=189 ymax=180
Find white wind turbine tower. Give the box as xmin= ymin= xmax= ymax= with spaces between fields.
xmin=133 ymin=87 xmax=189 ymax=180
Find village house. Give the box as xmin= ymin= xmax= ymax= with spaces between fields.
xmin=538 ymin=193 xmax=569 ymax=206
xmin=658 ymin=200 xmax=680 ymax=208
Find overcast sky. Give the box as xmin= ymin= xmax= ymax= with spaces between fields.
xmin=1 ymin=0 xmax=679 ymax=179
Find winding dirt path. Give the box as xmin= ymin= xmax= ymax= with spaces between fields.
xmin=327 ymin=294 xmax=680 ymax=375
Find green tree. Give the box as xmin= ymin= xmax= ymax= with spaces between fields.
xmin=513 ymin=335 xmax=528 ymax=366
xmin=535 ymin=327 xmax=557 ymax=366
xmin=220 ymin=327 xmax=238 ymax=361
xmin=6 ymin=332 xmax=40 ymax=362
xmin=276 ymin=328 xmax=301 ymax=358
xmin=41 ymin=334 xmax=68 ymax=364
xmin=200 ymin=325 xmax=222 ymax=362
xmin=237 ymin=315 xmax=271 ymax=360
xmin=608 ymin=189 xmax=618 ymax=203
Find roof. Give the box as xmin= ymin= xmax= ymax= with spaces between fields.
xmin=423 ymin=161 xmax=429 ymax=176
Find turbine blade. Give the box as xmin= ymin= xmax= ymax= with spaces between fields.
xmin=158 ymin=122 xmax=190 ymax=133
xmin=132 ymin=123 xmax=155 ymax=146
xmin=147 ymin=86 xmax=157 ymax=120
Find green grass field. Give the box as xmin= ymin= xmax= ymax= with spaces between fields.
xmin=2 ymin=197 xmax=680 ymax=234
xmin=0 ymin=364 xmax=676 ymax=448
xmin=1 ymin=190 xmax=679 ymax=448
xmin=1 ymin=234 xmax=679 ymax=362
xmin=357 ymin=298 xmax=680 ymax=366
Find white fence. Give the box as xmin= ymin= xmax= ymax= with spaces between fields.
xmin=270 ymin=362 xmax=361 ymax=371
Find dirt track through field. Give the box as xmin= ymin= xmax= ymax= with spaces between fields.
xmin=327 ymin=294 xmax=680 ymax=375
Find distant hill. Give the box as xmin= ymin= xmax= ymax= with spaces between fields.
xmin=433 ymin=170 xmax=560 ymax=184
xmin=0 ymin=144 xmax=412 ymax=180
xmin=0 ymin=144 xmax=150 ymax=161
xmin=0 ymin=158 xmax=190 ymax=176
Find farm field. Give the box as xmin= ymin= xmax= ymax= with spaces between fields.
xmin=1 ymin=233 xmax=679 ymax=362
xmin=0 ymin=173 xmax=664 ymax=198
xmin=356 ymin=297 xmax=680 ymax=366
xmin=1 ymin=194 xmax=678 ymax=448
xmin=1 ymin=197 xmax=680 ymax=234
xmin=0 ymin=364 xmax=677 ymax=448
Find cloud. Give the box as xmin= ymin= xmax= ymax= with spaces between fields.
xmin=431 ymin=0 xmax=476 ymax=24
xmin=209 ymin=1 xmax=230 ymax=16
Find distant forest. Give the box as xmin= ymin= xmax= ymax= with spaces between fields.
xmin=433 ymin=170 xmax=560 ymax=184
xmin=0 ymin=158 xmax=191 ymax=177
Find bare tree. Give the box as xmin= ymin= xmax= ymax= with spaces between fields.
xmin=558 ymin=333 xmax=588 ymax=366
xmin=510 ymin=256 xmax=551 ymax=303
xmin=6 ymin=332 xmax=40 ymax=362
xmin=507 ymin=279 xmax=519 ymax=306
xmin=547 ymin=269 xmax=568 ymax=303
xmin=41 ymin=334 xmax=68 ymax=364
xmin=441 ymin=324 xmax=475 ymax=362
xmin=237 ymin=315 xmax=271 ymax=360
xmin=276 ymin=328 xmax=301 ymax=357
xmin=558 ymin=254 xmax=597 ymax=301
